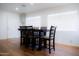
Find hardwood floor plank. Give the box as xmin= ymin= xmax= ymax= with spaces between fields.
xmin=0 ymin=39 xmax=79 ymax=56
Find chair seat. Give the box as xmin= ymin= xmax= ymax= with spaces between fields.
xmin=41 ymin=36 xmax=54 ymax=40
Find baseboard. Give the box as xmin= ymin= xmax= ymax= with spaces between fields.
xmin=0 ymin=38 xmax=8 ymax=40
xmin=56 ymin=41 xmax=79 ymax=47
xmin=0 ymin=38 xmax=20 ymax=40
xmin=7 ymin=38 xmax=20 ymax=40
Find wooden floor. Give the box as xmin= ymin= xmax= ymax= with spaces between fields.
xmin=0 ymin=39 xmax=79 ymax=56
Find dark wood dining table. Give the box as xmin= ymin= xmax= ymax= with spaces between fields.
xmin=18 ymin=27 xmax=49 ymax=50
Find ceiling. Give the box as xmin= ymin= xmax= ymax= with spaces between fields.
xmin=0 ymin=3 xmax=78 ymax=14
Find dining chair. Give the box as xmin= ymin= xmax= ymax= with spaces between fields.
xmin=23 ymin=26 xmax=39 ymax=50
xmin=31 ymin=28 xmax=40 ymax=50
xmin=19 ymin=26 xmax=27 ymax=45
xmin=41 ymin=26 xmax=56 ymax=54
xmin=25 ymin=26 xmax=33 ymax=47
xmin=19 ymin=26 xmax=33 ymax=47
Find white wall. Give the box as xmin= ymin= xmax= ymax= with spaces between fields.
xmin=26 ymin=5 xmax=79 ymax=46
xmin=0 ymin=11 xmax=8 ymax=39
xmin=19 ymin=13 xmax=26 ymax=26
xmin=7 ymin=12 xmax=20 ymax=39
xmin=41 ymin=15 xmax=48 ymax=27
xmin=0 ymin=10 xmax=20 ymax=39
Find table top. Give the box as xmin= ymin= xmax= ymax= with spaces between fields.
xmin=18 ymin=27 xmax=49 ymax=31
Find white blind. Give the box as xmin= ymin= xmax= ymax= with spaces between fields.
xmin=26 ymin=16 xmax=41 ymax=27
xmin=47 ymin=11 xmax=78 ymax=31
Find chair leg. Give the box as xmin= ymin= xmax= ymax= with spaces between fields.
xmin=32 ymin=39 xmax=34 ymax=50
xmin=25 ymin=37 xmax=28 ymax=47
xmin=20 ymin=38 xmax=22 ymax=45
xmin=53 ymin=38 xmax=55 ymax=51
xmin=49 ymin=40 xmax=51 ymax=54
xmin=22 ymin=38 xmax=25 ymax=45
xmin=20 ymin=35 xmax=23 ymax=45
xmin=32 ymin=38 xmax=36 ymax=50
xmin=44 ymin=40 xmax=47 ymax=48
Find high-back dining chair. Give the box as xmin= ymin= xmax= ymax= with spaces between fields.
xmin=40 ymin=27 xmax=47 ymax=36
xmin=19 ymin=26 xmax=27 ymax=45
xmin=41 ymin=26 xmax=56 ymax=54
xmin=31 ymin=27 xmax=41 ymax=50
xmin=25 ymin=26 xmax=33 ymax=47
xmin=19 ymin=26 xmax=33 ymax=47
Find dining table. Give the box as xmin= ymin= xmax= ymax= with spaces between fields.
xmin=18 ymin=26 xmax=49 ymax=50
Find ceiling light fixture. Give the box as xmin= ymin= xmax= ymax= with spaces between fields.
xmin=16 ymin=7 xmax=19 ymax=11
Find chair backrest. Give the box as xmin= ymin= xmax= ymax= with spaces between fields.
xmin=20 ymin=26 xmax=27 ymax=29
xmin=26 ymin=26 xmax=33 ymax=29
xmin=41 ymin=27 xmax=47 ymax=30
xmin=49 ymin=26 xmax=56 ymax=40
xmin=32 ymin=27 xmax=39 ymax=38
xmin=19 ymin=26 xmax=27 ymax=37
xmin=40 ymin=27 xmax=47 ymax=36
xmin=26 ymin=26 xmax=33 ymax=36
xmin=19 ymin=26 xmax=33 ymax=38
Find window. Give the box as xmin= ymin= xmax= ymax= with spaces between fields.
xmin=26 ymin=16 xmax=41 ymax=27
xmin=47 ymin=11 xmax=78 ymax=31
